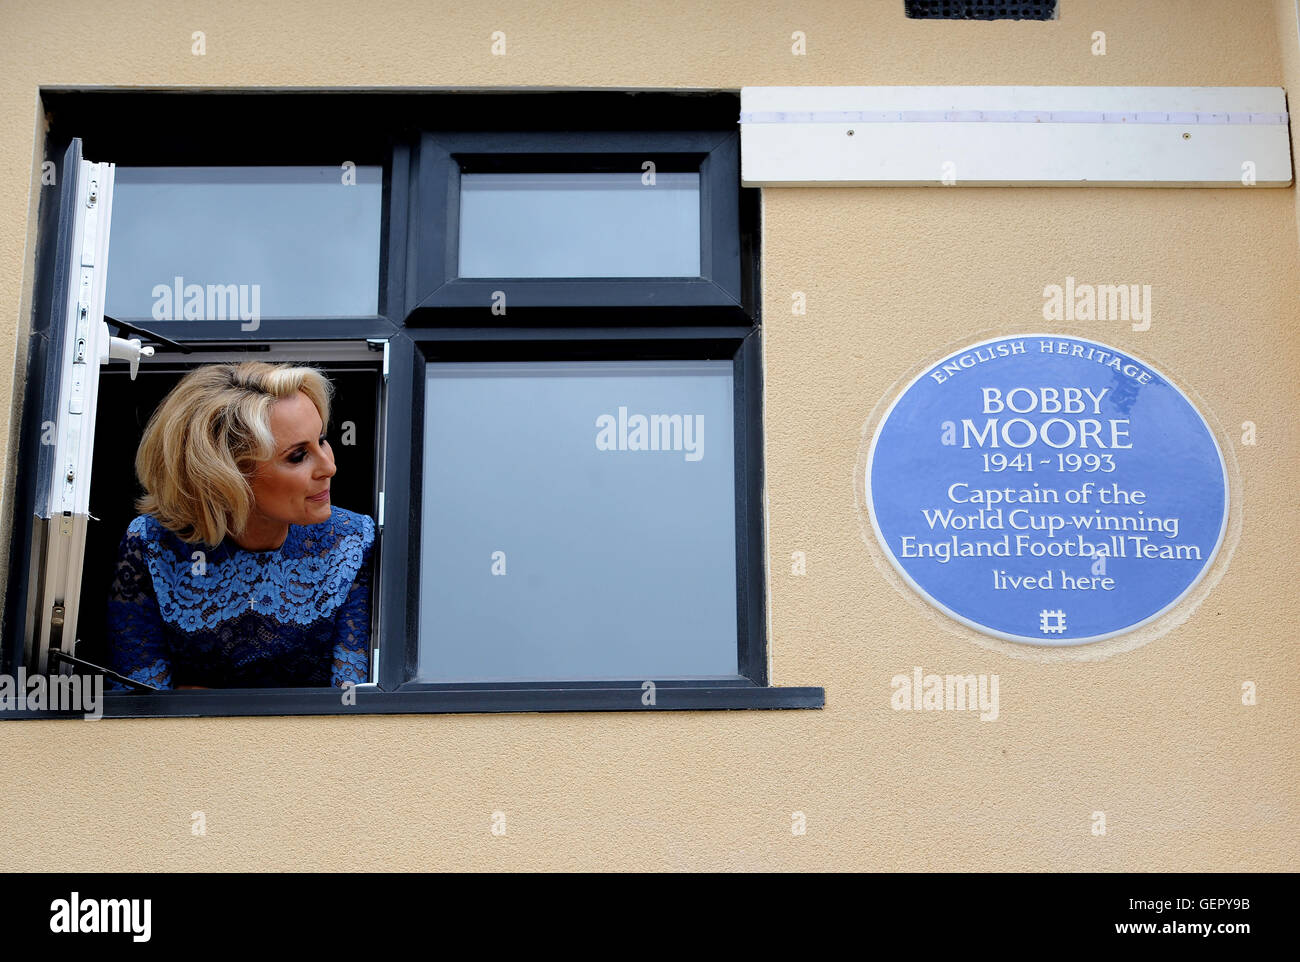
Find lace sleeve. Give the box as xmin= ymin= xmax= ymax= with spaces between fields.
xmin=106 ymin=520 xmax=173 ymax=690
xmin=330 ymin=535 xmax=373 ymax=687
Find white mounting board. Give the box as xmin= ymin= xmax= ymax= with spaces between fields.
xmin=740 ymin=86 xmax=1292 ymax=187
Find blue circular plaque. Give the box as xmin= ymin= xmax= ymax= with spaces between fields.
xmin=866 ymin=335 xmax=1229 ymax=645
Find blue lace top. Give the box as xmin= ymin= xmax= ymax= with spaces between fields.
xmin=106 ymin=506 xmax=375 ymax=690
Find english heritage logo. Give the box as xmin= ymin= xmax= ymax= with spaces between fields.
xmin=864 ymin=334 xmax=1228 ymax=645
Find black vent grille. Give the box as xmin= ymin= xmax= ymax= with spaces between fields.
xmin=905 ymin=1 xmax=1057 ymax=19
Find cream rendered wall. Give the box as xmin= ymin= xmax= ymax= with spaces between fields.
xmin=1279 ymin=0 xmax=1300 ymax=245
xmin=0 ymin=0 xmax=1295 ymax=871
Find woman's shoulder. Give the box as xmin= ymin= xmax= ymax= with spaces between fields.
xmin=292 ymin=506 xmax=375 ymax=558
xmin=122 ymin=513 xmax=174 ymax=550
xmin=117 ymin=515 xmax=198 ymax=575
xmin=325 ymin=506 xmax=375 ymax=546
xmin=123 ymin=513 xmax=220 ymax=559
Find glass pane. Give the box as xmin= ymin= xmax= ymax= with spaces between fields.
xmin=106 ymin=166 xmax=382 ymax=319
xmin=458 ymin=172 xmax=701 ymax=278
xmin=419 ymin=360 xmax=737 ymax=681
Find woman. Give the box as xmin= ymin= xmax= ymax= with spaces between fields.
xmin=107 ymin=362 xmax=375 ymax=690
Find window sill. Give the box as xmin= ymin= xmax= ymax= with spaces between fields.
xmin=0 ymin=684 xmax=825 ymax=720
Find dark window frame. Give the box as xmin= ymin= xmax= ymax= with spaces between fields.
xmin=381 ymin=325 xmax=768 ymax=692
xmin=1 ymin=91 xmax=825 ymax=719
xmin=102 ymin=159 xmax=397 ymax=337
xmin=407 ymin=130 xmax=743 ymax=317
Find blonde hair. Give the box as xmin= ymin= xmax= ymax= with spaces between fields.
xmin=134 ymin=362 xmax=334 ymax=546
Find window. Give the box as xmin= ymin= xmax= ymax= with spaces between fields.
xmin=418 ymin=358 xmax=738 ymax=682
xmin=458 ymin=172 xmax=700 ymax=278
xmin=2 ymin=91 xmax=823 ymax=718
xmin=108 ymin=166 xmax=384 ymax=320
xmin=408 ymin=130 xmax=743 ymax=312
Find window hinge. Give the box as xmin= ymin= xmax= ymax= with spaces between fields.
xmin=376 ymin=491 xmax=385 ymax=531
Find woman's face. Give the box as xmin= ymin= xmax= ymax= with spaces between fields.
xmin=246 ymin=390 xmax=336 ymax=529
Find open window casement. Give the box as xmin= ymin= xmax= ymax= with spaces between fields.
xmin=16 ymin=140 xmax=390 ymax=688
xmin=24 ymin=139 xmax=153 ymax=675
xmin=79 ymin=337 xmax=392 ymax=688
